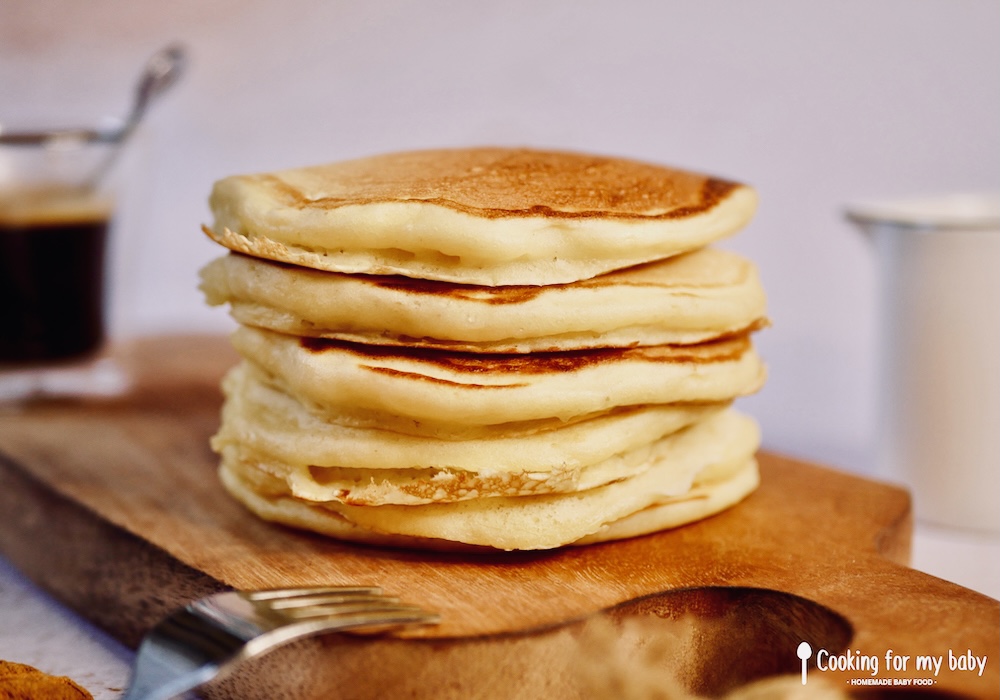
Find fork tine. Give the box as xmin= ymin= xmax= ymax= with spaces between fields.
xmin=242 ymin=585 xmax=439 ymax=626
xmin=264 ymin=606 xmax=442 ymax=634
xmin=266 ymin=595 xmax=399 ymax=610
xmin=263 ymin=593 xmax=398 ymax=609
xmin=245 ymin=586 xmax=382 ymax=601
xmin=311 ymin=608 xmax=442 ymax=630
xmin=277 ymin=601 xmax=430 ymax=620
xmin=249 ymin=586 xmax=432 ymax=622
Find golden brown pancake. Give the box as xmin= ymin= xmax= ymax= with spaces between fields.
xmin=228 ymin=326 xmax=765 ymax=426
xmin=212 ymin=360 xmax=730 ymax=504
xmin=205 ymin=147 xmax=757 ymax=285
xmin=218 ymin=409 xmax=761 ymax=550
xmin=199 ymin=247 xmax=768 ymax=352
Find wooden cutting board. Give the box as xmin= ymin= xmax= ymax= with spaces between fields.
xmin=0 ymin=335 xmax=996 ymax=699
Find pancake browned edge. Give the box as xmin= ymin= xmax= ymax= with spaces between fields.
xmin=204 ymin=147 xmax=758 ymax=286
xmin=198 ymin=246 xmax=769 ymax=353
xmin=218 ymin=410 xmax=762 ymax=552
xmin=227 ymin=326 xmax=765 ymax=427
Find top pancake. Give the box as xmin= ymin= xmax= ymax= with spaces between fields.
xmin=205 ymin=147 xmax=758 ymax=285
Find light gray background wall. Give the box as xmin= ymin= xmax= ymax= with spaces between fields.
xmin=2 ymin=0 xmax=998 ymax=475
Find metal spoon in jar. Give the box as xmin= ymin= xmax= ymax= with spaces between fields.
xmin=0 ymin=43 xmax=186 ymax=185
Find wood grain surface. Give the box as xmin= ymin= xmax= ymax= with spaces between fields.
xmin=0 ymin=335 xmax=997 ymax=699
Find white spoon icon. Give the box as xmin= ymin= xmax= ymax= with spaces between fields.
xmin=797 ymin=641 xmax=813 ymax=685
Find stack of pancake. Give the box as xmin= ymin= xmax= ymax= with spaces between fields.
xmin=199 ymin=147 xmax=767 ymax=551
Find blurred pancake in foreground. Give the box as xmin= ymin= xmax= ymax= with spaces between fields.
xmin=200 ymin=247 xmax=767 ymax=352
xmin=204 ymin=147 xmax=757 ymax=286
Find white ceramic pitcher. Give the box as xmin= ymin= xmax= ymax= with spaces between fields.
xmin=847 ymin=193 xmax=1000 ymax=534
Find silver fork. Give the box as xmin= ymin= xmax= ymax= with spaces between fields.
xmin=121 ymin=586 xmax=440 ymax=700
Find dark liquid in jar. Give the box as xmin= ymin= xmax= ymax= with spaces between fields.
xmin=0 ymin=214 xmax=109 ymax=364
